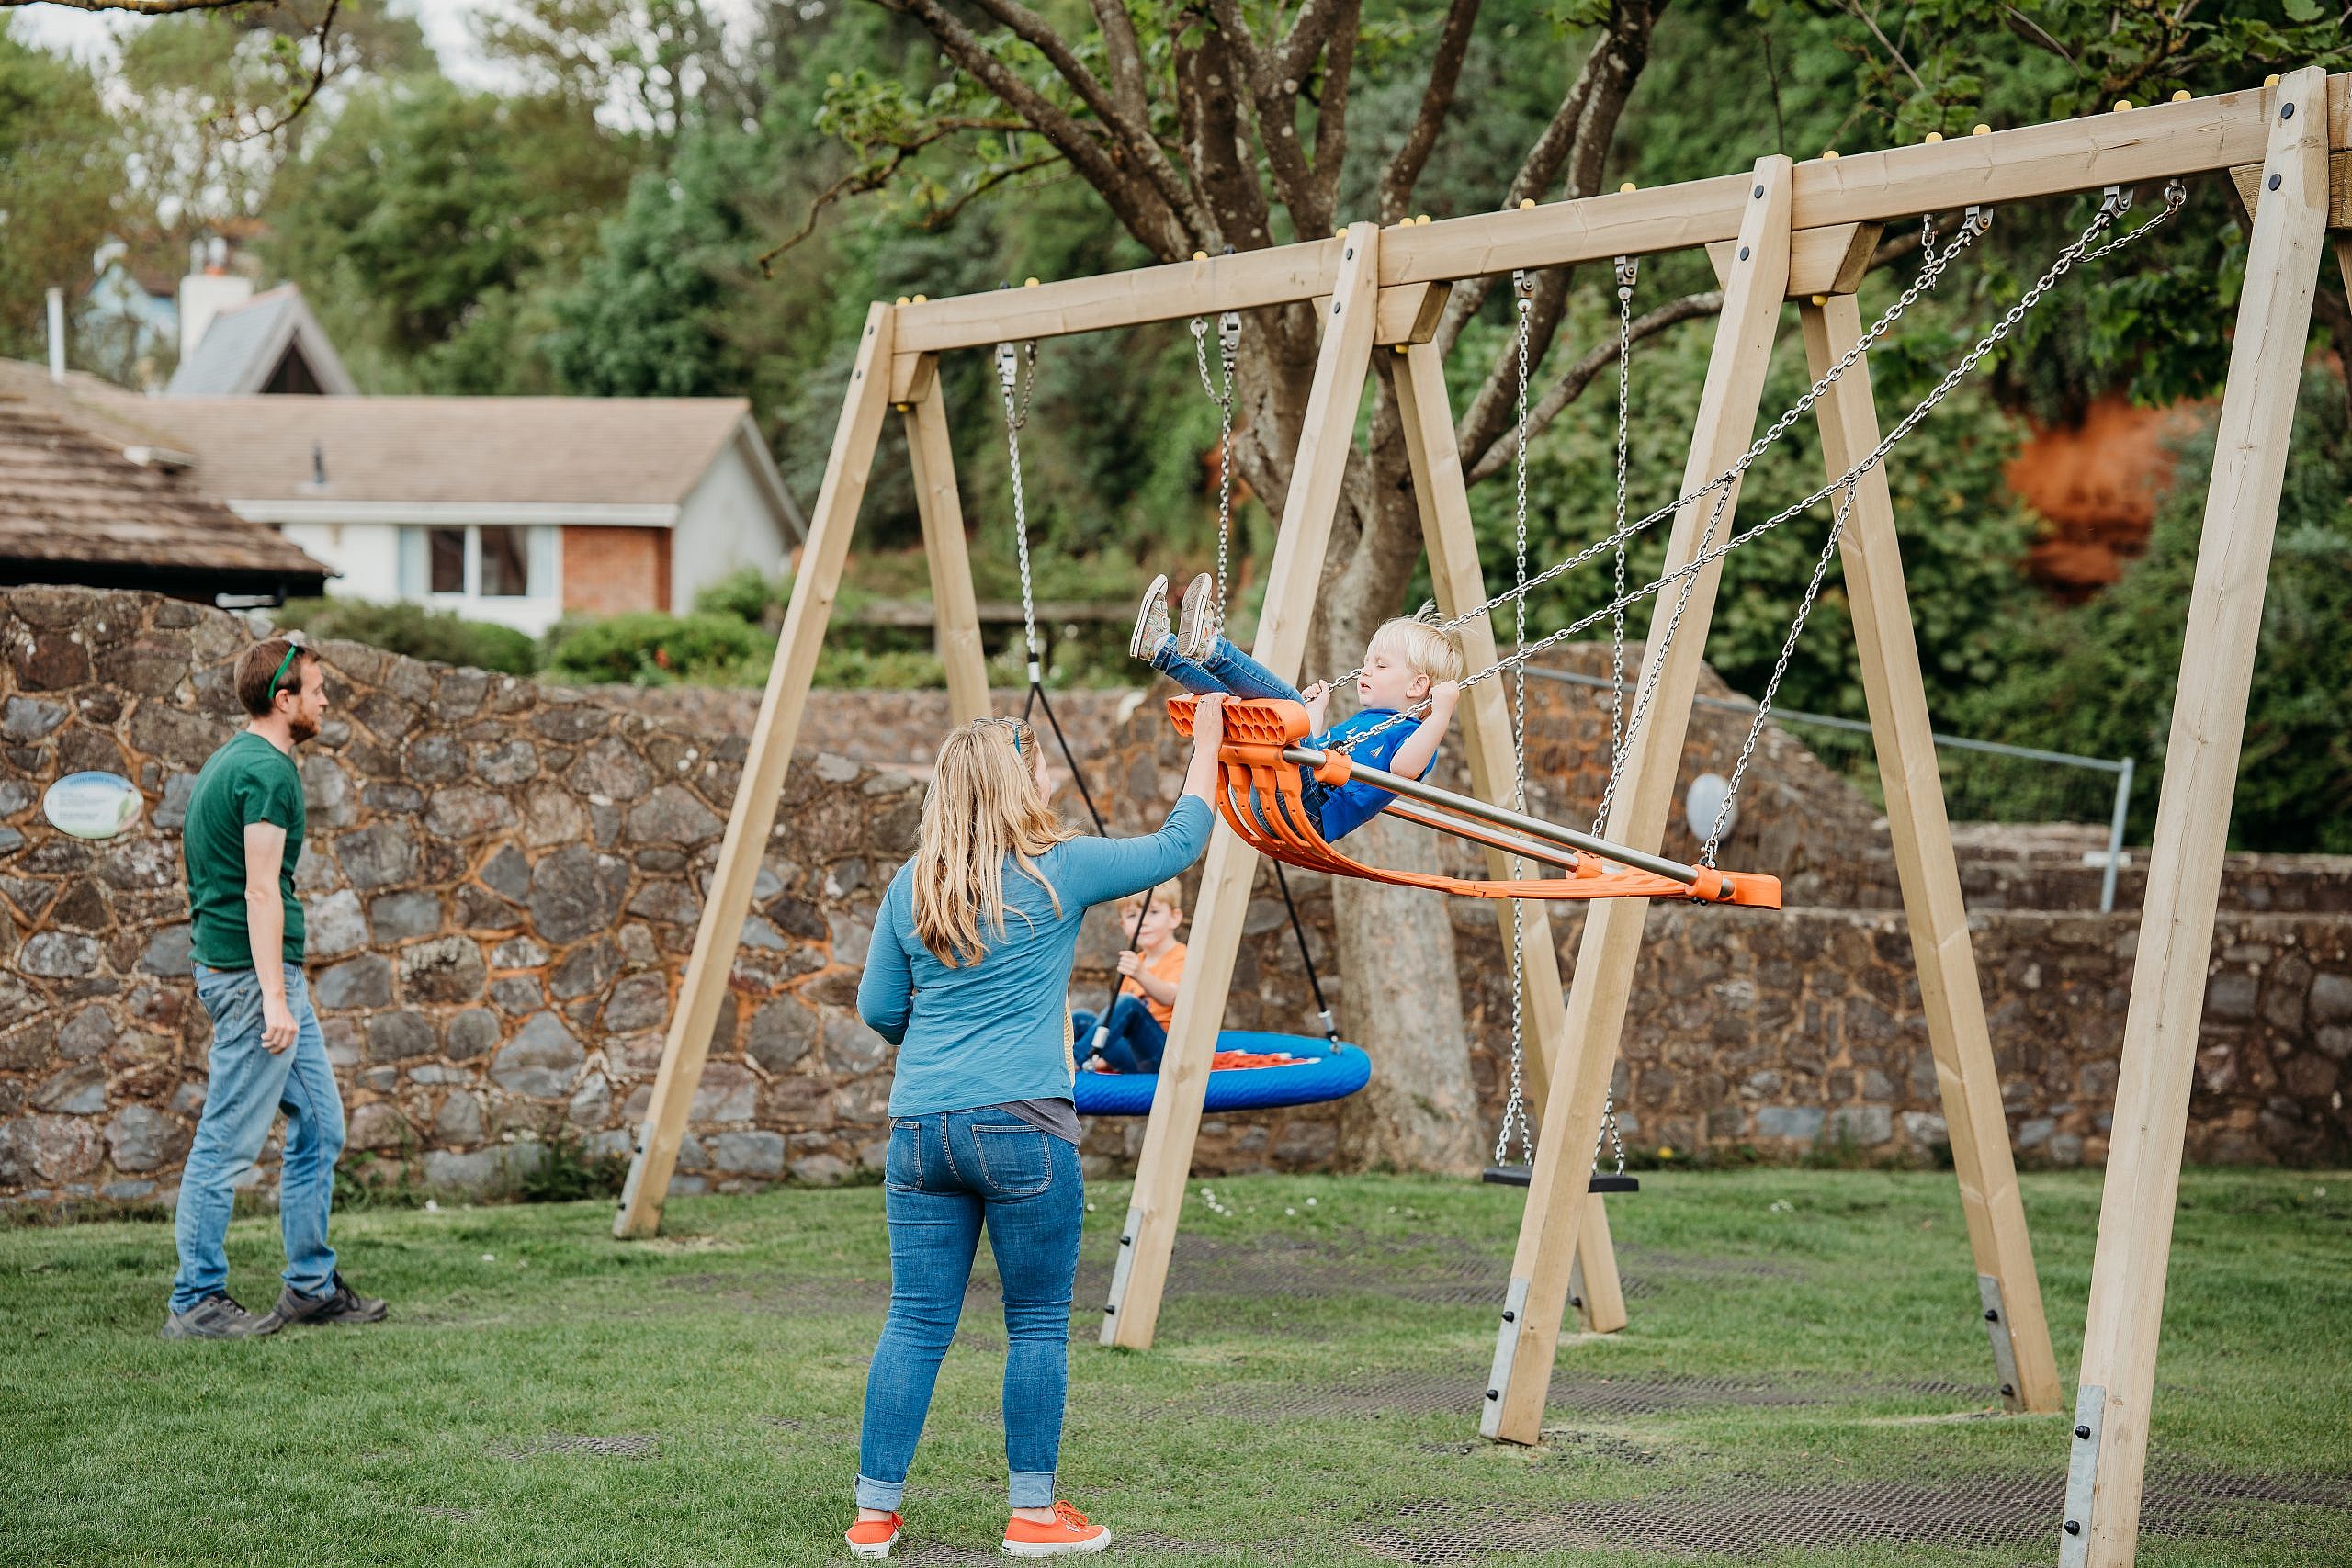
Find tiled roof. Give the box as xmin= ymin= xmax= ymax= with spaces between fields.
xmin=0 ymin=389 xmax=328 ymax=581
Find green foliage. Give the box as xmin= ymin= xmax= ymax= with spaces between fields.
xmin=274 ymin=598 xmax=541 ymax=676
xmin=692 ymin=565 xmax=786 ymax=623
xmin=542 ymin=609 xmax=775 ymax=686
xmin=1955 ymin=370 xmax=2352 ymax=852
xmin=0 ymin=37 xmax=123 ymax=363
xmin=515 ymin=1133 xmax=629 ymax=1202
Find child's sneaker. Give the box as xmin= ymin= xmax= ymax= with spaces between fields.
xmin=1002 ymin=1501 xmax=1111 ymax=1557
xmin=1129 ymin=573 xmax=1171 ymax=659
xmin=1174 ymin=572 xmax=1216 ymax=659
xmin=844 ymin=1511 xmax=901 ymax=1558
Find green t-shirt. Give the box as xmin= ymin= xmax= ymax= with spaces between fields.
xmin=183 ymin=730 xmax=307 ymax=969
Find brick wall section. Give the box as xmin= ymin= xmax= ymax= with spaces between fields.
xmin=1 ymin=588 xmax=2346 ymax=1213
xmin=561 ymin=526 xmax=671 ymax=616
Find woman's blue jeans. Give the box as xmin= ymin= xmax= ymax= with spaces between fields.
xmin=856 ymin=1110 xmax=1083 ymax=1513
xmin=1149 ymin=633 xmax=1305 ymax=705
xmin=1070 ymin=995 xmax=1169 ymax=1073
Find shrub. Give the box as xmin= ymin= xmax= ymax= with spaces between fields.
xmin=693 ymin=565 xmax=787 ymax=625
xmin=517 ymin=1134 xmax=629 ymax=1202
xmin=274 ymin=598 xmax=540 ymax=676
xmin=541 ymin=610 xmax=775 ymax=686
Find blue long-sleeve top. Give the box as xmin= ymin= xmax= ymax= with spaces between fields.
xmin=859 ymin=796 xmax=1213 ymax=1116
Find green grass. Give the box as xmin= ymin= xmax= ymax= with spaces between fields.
xmin=4 ymin=1168 xmax=2347 ymax=1566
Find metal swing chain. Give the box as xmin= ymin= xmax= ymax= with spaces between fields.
xmin=1326 ymin=207 xmax=1991 ymax=757
xmin=1592 ymin=254 xmax=1638 ymax=836
xmin=996 ymin=338 xmax=1043 ymax=684
xmin=1191 ymin=308 xmax=1242 ymax=637
xmin=1496 ymin=269 xmax=1536 ymax=1169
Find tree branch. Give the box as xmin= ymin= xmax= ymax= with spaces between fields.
xmin=1308 ymin=0 xmax=1357 ymax=221
xmin=1177 ymin=9 xmax=1277 ymax=254
xmin=1087 ymin=0 xmax=1150 ymax=127
xmin=1375 ymin=0 xmax=1481 ymax=224
xmin=876 ymin=0 xmax=1188 ymax=254
xmin=1208 ymin=0 xmax=1324 ymax=231
xmin=1464 ymin=289 xmax=1723 ymax=485
xmin=0 ymin=0 xmax=250 ymax=10
xmin=963 ymin=0 xmax=1212 ymax=244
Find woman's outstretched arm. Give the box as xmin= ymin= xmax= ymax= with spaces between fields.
xmin=1059 ymin=696 xmax=1227 ymax=908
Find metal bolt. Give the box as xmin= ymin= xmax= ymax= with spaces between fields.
xmin=1984 ymin=1309 xmax=1999 ymax=1322
xmin=1738 ymin=246 xmax=1751 ymax=261
xmin=1569 ymin=1295 xmax=1584 ymax=1309
xmin=1103 ymin=1304 xmax=1116 ymax=1314
xmin=2281 ymin=102 xmax=2294 ymax=119
xmin=1501 ymin=1310 xmax=1517 ymax=1323
xmin=1753 ymin=184 xmax=1764 ymax=198
xmin=1486 ymin=1388 xmax=1499 ymax=1400
xmin=2075 ymin=1424 xmax=2093 ymax=1439
xmin=1120 ymin=1235 xmax=1132 ymax=1245
xmin=2065 ymin=1521 xmax=2082 ymax=1536
xmin=1344 ymin=247 xmax=1354 ymax=260
xmin=1332 ymin=301 xmax=1342 ymax=314
xmin=2000 ymin=1383 xmax=2015 ymax=1397
xmin=2268 ymin=173 xmax=2282 ymax=191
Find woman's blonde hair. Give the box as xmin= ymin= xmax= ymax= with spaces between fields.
xmin=910 ymin=716 xmax=1080 ymax=966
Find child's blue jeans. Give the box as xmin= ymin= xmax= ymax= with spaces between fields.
xmin=1071 ymin=996 xmax=1169 ymax=1073
xmin=856 ymin=1110 xmax=1083 ymax=1514
xmin=1149 ymin=633 xmax=1305 ymax=705
xmin=170 ymin=963 xmax=345 ymax=1314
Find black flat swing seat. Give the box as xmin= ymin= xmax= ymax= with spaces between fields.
xmin=1481 ymin=1165 xmax=1640 ymax=1192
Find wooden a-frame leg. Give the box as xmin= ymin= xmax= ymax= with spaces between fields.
xmin=614 ymin=302 xmax=899 ymax=1239
xmin=1100 ymin=223 xmax=1385 ymax=1349
xmin=1798 ymin=295 xmax=2061 ymax=1414
xmin=1388 ymin=341 xmax=1626 ymax=1336
xmin=2065 ymin=67 xmax=2329 ymax=1567
xmin=902 ymin=367 xmax=992 ymax=725
xmin=1483 ymin=157 xmax=1795 ymax=1442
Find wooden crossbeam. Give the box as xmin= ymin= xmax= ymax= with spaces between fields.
xmin=1483 ymin=156 xmax=1795 ymax=1444
xmin=2066 ymin=65 xmax=2331 ymax=1568
xmin=1099 ymin=222 xmax=1386 ymax=1349
xmin=890 ymin=79 xmax=2347 ymax=361
xmin=1387 ymin=340 xmax=1626 ymax=1336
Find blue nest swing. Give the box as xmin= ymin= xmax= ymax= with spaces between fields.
xmin=1072 ymin=1032 xmax=1372 ymax=1117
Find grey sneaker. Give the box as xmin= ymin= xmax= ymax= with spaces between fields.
xmin=269 ymin=1270 xmax=388 ymax=1328
xmin=162 ymin=1292 xmax=279 ymax=1340
xmin=1128 ymin=573 xmax=1171 ymax=660
xmin=1174 ymin=573 xmax=1216 ymax=660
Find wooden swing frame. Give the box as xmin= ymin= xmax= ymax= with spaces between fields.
xmin=610 ymin=72 xmax=2351 ymax=1568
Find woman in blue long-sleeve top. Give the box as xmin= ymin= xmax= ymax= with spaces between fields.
xmin=845 ymin=698 xmax=1227 ymax=1561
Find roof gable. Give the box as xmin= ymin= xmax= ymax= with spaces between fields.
xmin=166 ymin=287 xmax=358 ymax=398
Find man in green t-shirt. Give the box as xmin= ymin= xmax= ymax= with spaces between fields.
xmin=165 ymin=636 xmax=387 ymax=1340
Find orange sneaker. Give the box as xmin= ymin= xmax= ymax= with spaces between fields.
xmin=844 ymin=1511 xmax=901 ymax=1559
xmin=1002 ymin=1500 xmax=1111 ymax=1557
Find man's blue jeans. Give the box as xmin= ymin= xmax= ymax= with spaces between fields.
xmin=1071 ymin=996 xmax=1169 ymax=1073
xmin=1149 ymin=633 xmax=1305 ymax=705
xmin=855 ymin=1110 xmax=1083 ymax=1513
xmin=170 ymin=963 xmax=345 ymax=1314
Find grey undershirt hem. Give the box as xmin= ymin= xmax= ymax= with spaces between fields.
xmin=992 ymin=1098 xmax=1081 ymax=1144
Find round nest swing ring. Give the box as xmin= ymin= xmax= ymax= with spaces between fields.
xmin=1071 ymin=1032 xmax=1373 ymax=1117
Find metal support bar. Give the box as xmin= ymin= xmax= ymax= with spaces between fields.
xmin=2099 ymin=756 xmax=2134 ymax=915
xmin=1281 ymin=745 xmax=1701 ymax=886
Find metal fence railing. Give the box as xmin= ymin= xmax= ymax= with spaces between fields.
xmin=1521 ymin=666 xmax=2136 ymax=913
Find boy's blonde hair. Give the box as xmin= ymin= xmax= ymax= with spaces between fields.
xmin=1368 ymin=616 xmax=1465 ymax=687
xmin=1117 ymin=880 xmax=1184 ymax=919
xmin=910 ymin=716 xmax=1080 ymax=966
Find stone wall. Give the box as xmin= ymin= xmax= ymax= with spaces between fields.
xmin=3 ymin=587 xmax=2346 ymax=1213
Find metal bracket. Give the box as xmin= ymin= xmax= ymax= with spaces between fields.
xmin=1962 ymin=203 xmax=1992 ymax=237
xmin=2059 ymin=1382 xmax=2107 ymax=1566
xmin=1613 ymin=254 xmax=1637 ymax=298
xmin=1511 ymin=267 xmax=1533 ymax=305
xmin=1097 ymin=1201 xmax=1147 ymax=1345
xmin=1481 ymin=1276 xmax=1532 ymax=1439
xmin=1218 ymin=310 xmax=1242 ymax=361
xmin=2098 ymin=184 xmax=2133 ymax=220
xmin=1978 ymin=1273 xmax=2023 ymax=1411
xmin=994 ymin=339 xmax=1020 ymax=390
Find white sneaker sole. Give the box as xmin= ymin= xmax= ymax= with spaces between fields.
xmin=846 ymin=1533 xmax=898 ymax=1559
xmin=1001 ymin=1529 xmax=1111 ymax=1557
xmin=1129 ymin=574 xmax=1170 ymax=659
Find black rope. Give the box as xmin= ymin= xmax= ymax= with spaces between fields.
xmin=1028 ymin=678 xmax=1135 ymax=1061
xmin=1271 ymin=862 xmax=1340 ymax=1046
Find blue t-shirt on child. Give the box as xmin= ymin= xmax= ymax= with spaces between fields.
xmin=1309 ymin=708 xmax=1432 ymax=841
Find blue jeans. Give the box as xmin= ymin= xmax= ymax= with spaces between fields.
xmin=170 ymin=963 xmax=345 ymax=1314
xmin=856 ymin=1110 xmax=1084 ymax=1512
xmin=1150 ymin=632 xmax=1305 ymax=705
xmin=1071 ymin=996 xmax=1168 ymax=1073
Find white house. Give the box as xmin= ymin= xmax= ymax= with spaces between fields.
xmin=125 ymin=394 xmax=802 ymax=635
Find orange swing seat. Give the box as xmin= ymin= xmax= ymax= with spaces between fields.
xmin=1168 ymin=696 xmax=1781 ymax=908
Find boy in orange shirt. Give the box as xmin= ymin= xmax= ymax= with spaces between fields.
xmin=1071 ymin=881 xmax=1185 ymax=1074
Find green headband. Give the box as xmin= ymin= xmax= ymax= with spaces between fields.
xmin=267 ymin=643 xmax=303 ymax=702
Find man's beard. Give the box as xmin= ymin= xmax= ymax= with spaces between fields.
xmin=288 ymin=711 xmax=321 ymax=744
